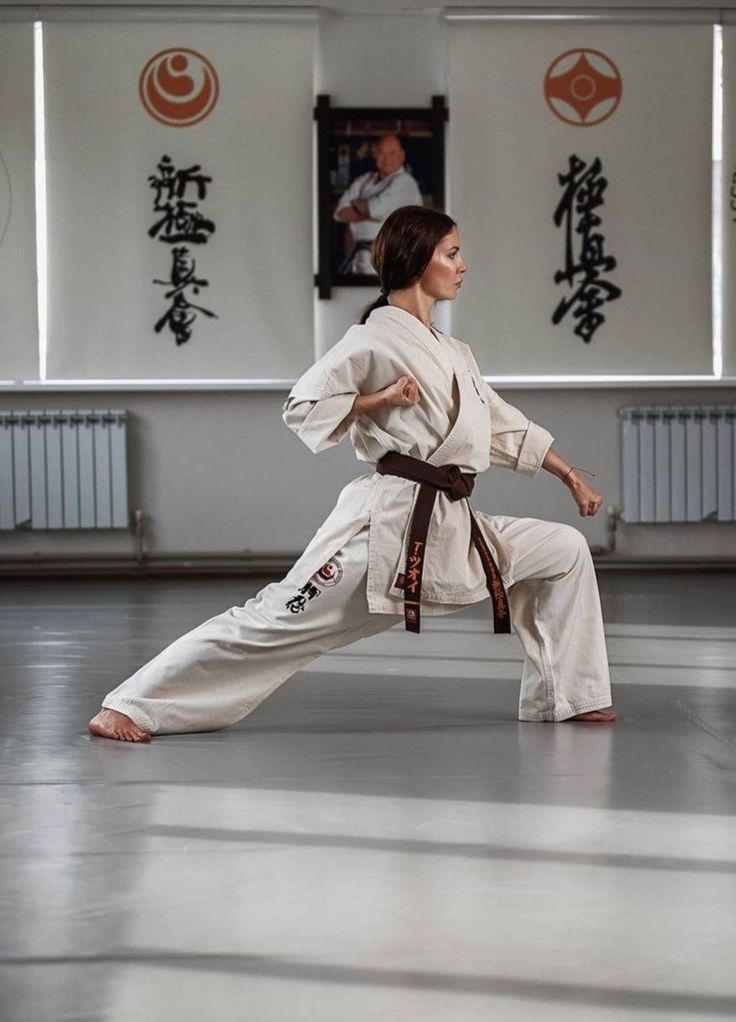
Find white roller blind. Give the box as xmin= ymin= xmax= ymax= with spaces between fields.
xmin=0 ymin=21 xmax=38 ymax=381
xmin=43 ymin=19 xmax=315 ymax=380
xmin=721 ymin=22 xmax=736 ymax=376
xmin=448 ymin=20 xmax=713 ymax=376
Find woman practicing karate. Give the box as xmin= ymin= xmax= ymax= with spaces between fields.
xmin=89 ymin=205 xmax=615 ymax=742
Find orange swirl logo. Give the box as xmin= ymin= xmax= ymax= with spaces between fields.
xmin=544 ymin=48 xmax=622 ymax=127
xmin=139 ymin=48 xmax=219 ymax=127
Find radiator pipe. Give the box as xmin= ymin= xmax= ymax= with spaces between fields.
xmin=3 ymin=550 xmax=736 ymax=576
xmin=0 ymin=551 xmax=297 ymax=565
xmin=589 ymin=505 xmax=621 ymax=556
xmin=0 ymin=550 xmax=298 ymax=577
xmin=132 ymin=509 xmax=145 ymax=565
xmin=3 ymin=507 xmax=735 ymax=576
xmin=0 ymin=565 xmax=292 ymax=579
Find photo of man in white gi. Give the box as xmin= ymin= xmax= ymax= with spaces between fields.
xmin=333 ymin=133 xmax=422 ymax=275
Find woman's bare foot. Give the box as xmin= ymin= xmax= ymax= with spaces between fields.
xmin=88 ymin=708 xmax=151 ymax=742
xmin=569 ymin=709 xmax=616 ymax=723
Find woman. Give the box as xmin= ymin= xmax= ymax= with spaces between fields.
xmin=89 ymin=206 xmax=614 ymax=742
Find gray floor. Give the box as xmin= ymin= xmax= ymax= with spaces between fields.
xmin=1 ymin=571 xmax=735 ymax=1021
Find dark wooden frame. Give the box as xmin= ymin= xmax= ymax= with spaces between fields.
xmin=314 ymin=94 xmax=448 ymax=299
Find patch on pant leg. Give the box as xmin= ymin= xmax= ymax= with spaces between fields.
xmin=285 ymin=581 xmax=322 ymax=614
xmin=313 ymin=557 xmax=344 ymax=588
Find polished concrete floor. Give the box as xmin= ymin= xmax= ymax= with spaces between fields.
xmin=1 ymin=571 xmax=735 ymax=1021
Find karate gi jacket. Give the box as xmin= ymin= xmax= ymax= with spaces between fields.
xmin=282 ymin=304 xmax=555 ymax=616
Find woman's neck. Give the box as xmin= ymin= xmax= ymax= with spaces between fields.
xmin=388 ymin=287 xmax=436 ymax=330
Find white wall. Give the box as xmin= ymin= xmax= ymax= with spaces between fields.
xmin=2 ymin=11 xmax=735 ymax=561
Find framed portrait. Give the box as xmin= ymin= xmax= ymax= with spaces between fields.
xmin=314 ymin=95 xmax=448 ymax=299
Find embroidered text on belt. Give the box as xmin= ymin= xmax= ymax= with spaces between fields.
xmin=376 ymin=451 xmax=511 ymax=635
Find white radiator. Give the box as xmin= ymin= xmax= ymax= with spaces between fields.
xmin=620 ymin=405 xmax=736 ymax=523
xmin=0 ymin=409 xmax=129 ymax=531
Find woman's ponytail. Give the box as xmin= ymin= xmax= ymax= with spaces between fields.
xmin=359 ymin=287 xmax=390 ymax=325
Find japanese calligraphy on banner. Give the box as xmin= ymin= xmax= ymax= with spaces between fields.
xmin=0 ymin=22 xmax=37 ymax=381
xmin=720 ymin=20 xmax=736 ymax=376
xmin=148 ymin=154 xmax=218 ymax=346
xmin=447 ymin=20 xmax=713 ymax=375
xmin=43 ymin=20 xmax=315 ymax=380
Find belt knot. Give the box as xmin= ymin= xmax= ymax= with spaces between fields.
xmin=443 ymin=465 xmax=474 ymax=502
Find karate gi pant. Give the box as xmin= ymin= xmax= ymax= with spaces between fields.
xmin=100 ymin=515 xmax=613 ymax=734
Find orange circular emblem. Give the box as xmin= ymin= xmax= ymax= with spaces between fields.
xmin=139 ymin=48 xmax=219 ymax=127
xmin=314 ymin=558 xmax=344 ymax=588
xmin=544 ymin=48 xmax=622 ymax=127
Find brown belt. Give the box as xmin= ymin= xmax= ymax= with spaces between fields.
xmin=376 ymin=451 xmax=511 ymax=635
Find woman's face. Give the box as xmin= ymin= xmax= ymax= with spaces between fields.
xmin=420 ymin=227 xmax=467 ymax=301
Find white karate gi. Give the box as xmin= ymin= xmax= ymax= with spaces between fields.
xmin=101 ymin=306 xmax=612 ymax=734
xmin=334 ymin=168 xmax=423 ymax=242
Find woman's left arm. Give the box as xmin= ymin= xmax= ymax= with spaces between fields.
xmin=542 ymin=447 xmax=605 ymax=518
xmin=466 ymin=344 xmax=604 ymax=517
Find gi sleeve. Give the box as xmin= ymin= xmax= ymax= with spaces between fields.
xmin=333 ymin=173 xmax=366 ymax=220
xmin=367 ymin=173 xmax=421 ymax=221
xmin=282 ymin=389 xmax=358 ymax=454
xmin=462 ymin=342 xmax=554 ymax=477
xmin=486 ymin=386 xmax=555 ymax=477
xmin=282 ymin=327 xmax=371 ymax=454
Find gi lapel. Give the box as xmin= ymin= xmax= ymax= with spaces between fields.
xmin=371 ymin=305 xmax=454 ymax=381
xmin=427 ymin=345 xmax=472 ymax=467
xmin=372 ymin=306 xmax=471 ymax=466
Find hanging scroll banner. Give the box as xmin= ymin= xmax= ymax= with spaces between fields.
xmin=0 ymin=21 xmax=38 ymax=381
xmin=447 ymin=19 xmax=713 ymax=376
xmin=43 ymin=19 xmax=315 ymax=380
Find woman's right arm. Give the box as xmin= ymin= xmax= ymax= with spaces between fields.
xmin=336 ymin=375 xmax=419 ymax=433
xmin=283 ymin=374 xmax=419 ymax=454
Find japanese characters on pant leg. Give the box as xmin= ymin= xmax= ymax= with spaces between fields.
xmin=284 ymin=556 xmax=345 ymax=614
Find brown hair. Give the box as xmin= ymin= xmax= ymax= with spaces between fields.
xmin=358 ymin=205 xmax=457 ymax=325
